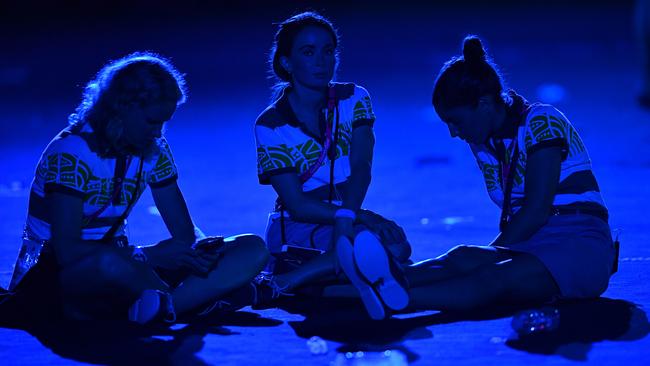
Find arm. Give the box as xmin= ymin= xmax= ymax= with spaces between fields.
xmin=341 ymin=125 xmax=374 ymax=211
xmin=150 ymin=182 xmax=196 ymax=245
xmin=270 ymin=125 xmax=375 ymax=223
xmin=490 ymin=146 xmax=563 ymax=246
xmin=49 ymin=192 xmax=103 ymax=267
xmin=147 ymin=182 xmax=217 ymax=274
xmin=270 ymin=173 xmax=343 ymax=224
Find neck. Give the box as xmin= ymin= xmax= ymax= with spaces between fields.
xmin=288 ymin=81 xmax=327 ymax=112
xmin=490 ymin=103 xmax=512 ymax=139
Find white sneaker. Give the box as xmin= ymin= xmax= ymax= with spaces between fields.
xmin=353 ymin=231 xmax=410 ymax=311
xmin=128 ymin=289 xmax=176 ymax=324
xmin=336 ymin=235 xmax=386 ymax=320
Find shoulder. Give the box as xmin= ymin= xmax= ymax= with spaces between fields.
xmin=255 ymin=103 xmax=287 ymax=129
xmin=525 ymin=103 xmax=569 ymax=126
xmin=43 ymin=128 xmax=95 ymax=161
xmin=331 ymin=82 xmax=373 ymax=102
xmin=329 ymin=82 xmax=357 ymax=101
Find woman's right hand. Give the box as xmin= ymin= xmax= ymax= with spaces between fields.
xmin=358 ymin=209 xmax=407 ymax=244
xmin=144 ymin=238 xmax=214 ymax=276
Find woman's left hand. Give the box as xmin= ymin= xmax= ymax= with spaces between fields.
xmin=358 ymin=210 xmax=407 ymax=244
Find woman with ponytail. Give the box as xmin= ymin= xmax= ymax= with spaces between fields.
xmin=394 ymin=35 xmax=615 ymax=312
xmin=253 ymin=30 xmax=615 ymax=317
xmin=252 ymin=11 xmax=411 ymax=318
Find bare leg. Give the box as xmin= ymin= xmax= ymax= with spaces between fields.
xmin=408 ymin=253 xmax=559 ymax=312
xmin=59 ymin=248 xmax=170 ymax=318
xmin=405 ymin=245 xmax=512 ymax=287
xmin=59 ymin=234 xmax=268 ymax=318
xmin=320 ymin=245 xmax=511 ymax=298
xmin=171 ymin=234 xmax=268 ymax=313
xmin=273 ymin=250 xmax=339 ymax=291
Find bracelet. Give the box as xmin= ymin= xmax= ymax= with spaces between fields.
xmin=334 ymin=208 xmax=356 ymax=221
xmin=131 ymin=246 xmax=148 ymax=263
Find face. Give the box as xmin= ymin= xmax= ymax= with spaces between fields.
xmin=439 ymin=98 xmax=498 ymax=145
xmin=281 ymin=25 xmax=336 ymax=89
xmin=121 ymin=98 xmax=177 ymax=156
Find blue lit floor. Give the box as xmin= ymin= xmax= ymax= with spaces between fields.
xmin=0 ymin=3 xmax=648 ymax=365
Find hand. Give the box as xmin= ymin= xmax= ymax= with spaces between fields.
xmin=358 ymin=210 xmax=407 ymax=244
xmin=145 ymin=238 xmax=217 ymax=276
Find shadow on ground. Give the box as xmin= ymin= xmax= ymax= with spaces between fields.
xmin=0 ymin=306 xmax=282 ymax=365
xmin=2 ymin=286 xmax=648 ymax=364
xmin=282 ymin=296 xmax=650 ymax=363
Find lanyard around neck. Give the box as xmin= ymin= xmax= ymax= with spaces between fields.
xmin=298 ymin=87 xmax=338 ymax=183
xmin=83 ymin=156 xmax=136 ymax=225
xmin=497 ymin=137 xmax=520 ymax=232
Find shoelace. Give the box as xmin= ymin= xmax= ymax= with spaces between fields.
xmin=197 ymin=299 xmax=232 ymax=316
xmin=253 ymin=273 xmax=295 ymax=303
xmin=162 ymin=292 xmax=176 ymax=323
xmin=268 ymin=279 xmax=294 ymax=299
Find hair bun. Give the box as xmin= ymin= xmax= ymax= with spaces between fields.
xmin=462 ymin=35 xmax=486 ymax=64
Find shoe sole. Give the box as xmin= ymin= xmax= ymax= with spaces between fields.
xmin=336 ymin=235 xmax=386 ymax=320
xmin=353 ymin=231 xmax=409 ymax=311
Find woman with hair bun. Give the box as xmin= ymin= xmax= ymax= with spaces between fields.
xmin=394 ymin=35 xmax=616 ymax=312
xmin=303 ymin=35 xmax=616 ymax=317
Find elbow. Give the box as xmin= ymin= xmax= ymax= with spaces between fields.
xmin=283 ymin=199 xmax=307 ymax=221
xmin=285 ymin=205 xmax=307 ymax=222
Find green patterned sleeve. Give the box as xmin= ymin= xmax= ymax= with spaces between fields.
xmin=42 ymin=153 xmax=92 ymax=198
xmin=148 ymin=138 xmax=179 ymax=188
xmin=351 ymin=85 xmax=376 ymax=129
xmin=255 ymin=125 xmax=297 ymax=185
xmin=523 ymin=106 xmax=570 ymax=159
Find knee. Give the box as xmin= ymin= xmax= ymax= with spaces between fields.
xmin=444 ymin=245 xmax=475 ymax=268
xmin=447 ymin=244 xmax=475 ymax=257
xmin=94 ymin=250 xmax=136 ymax=287
xmin=445 ymin=245 xmax=495 ymax=271
xmin=387 ymin=241 xmax=412 ymax=263
xmin=232 ymin=234 xmax=270 ymax=271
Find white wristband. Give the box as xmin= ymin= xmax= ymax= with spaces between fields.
xmin=335 ymin=208 xmax=356 ymax=221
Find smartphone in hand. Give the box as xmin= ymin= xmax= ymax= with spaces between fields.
xmin=192 ymin=236 xmax=225 ymax=253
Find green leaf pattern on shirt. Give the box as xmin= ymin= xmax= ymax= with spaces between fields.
xmin=148 ymin=139 xmax=177 ymax=185
xmin=353 ymin=96 xmax=374 ymax=121
xmin=41 ymin=153 xmax=92 ymax=192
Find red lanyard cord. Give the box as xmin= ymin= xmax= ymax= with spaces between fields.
xmin=495 ymin=132 xmax=521 ymax=232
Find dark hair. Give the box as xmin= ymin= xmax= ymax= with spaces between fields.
xmin=268 ymin=11 xmax=340 ymax=98
xmin=69 ymin=51 xmax=187 ymax=157
xmin=432 ymin=35 xmax=510 ymax=116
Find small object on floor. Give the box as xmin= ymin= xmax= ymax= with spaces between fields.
xmin=306 ymin=336 xmax=328 ymax=355
xmin=332 ymin=350 xmax=408 ymax=366
xmin=511 ymin=306 xmax=560 ymax=336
